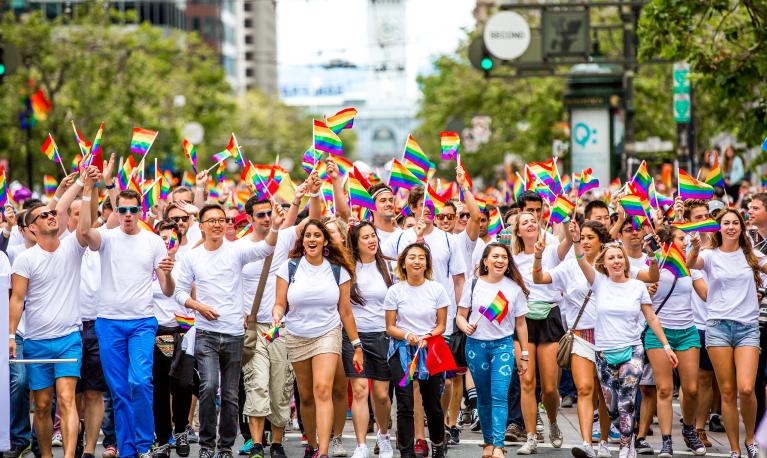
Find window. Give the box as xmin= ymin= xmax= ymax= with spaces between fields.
xmin=244 ymin=35 xmax=253 ymax=44
xmin=245 ymin=52 xmax=254 ymax=61
xmin=244 ymin=18 xmax=253 ymax=28
xmin=246 ymin=68 xmax=255 ymax=77
xmin=243 ymin=2 xmax=252 ymax=11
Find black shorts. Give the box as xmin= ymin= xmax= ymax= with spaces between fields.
xmin=342 ymin=331 xmax=391 ymax=381
xmin=77 ymin=320 xmax=108 ymax=393
xmin=525 ymin=306 xmax=565 ymax=344
xmin=698 ymin=329 xmax=713 ymax=371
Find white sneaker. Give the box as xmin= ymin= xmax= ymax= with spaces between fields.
xmin=619 ymin=446 xmax=631 ymax=458
xmin=350 ymin=444 xmax=368 ymax=458
xmin=518 ymin=436 xmax=538 ymax=455
xmin=376 ymin=433 xmax=394 ymax=458
xmin=572 ymin=443 xmax=597 ymax=458
xmin=550 ymin=422 xmax=564 ymax=448
xmin=598 ymin=441 xmax=612 ymax=458
xmin=332 ymin=436 xmax=348 ymax=457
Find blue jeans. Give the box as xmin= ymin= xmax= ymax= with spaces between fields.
xmin=96 ymin=317 xmax=158 ymax=458
xmin=466 ymin=336 xmax=515 ymax=446
xmin=10 ymin=334 xmax=31 ymax=447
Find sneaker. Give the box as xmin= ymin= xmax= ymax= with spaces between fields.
xmin=608 ymin=426 xmax=621 ymax=444
xmin=598 ymin=442 xmax=611 ymax=458
xmin=331 ymin=436 xmax=348 ymax=457
xmin=697 ymin=430 xmax=712 ymax=448
xmin=350 ymin=445 xmax=368 ymax=458
xmin=745 ymin=442 xmax=758 ymax=458
xmin=52 ymin=433 xmax=63 ymax=447
xmin=561 ymin=396 xmax=576 ymax=408
xmin=83 ymin=453 xmax=96 ymax=458
xmin=505 ymin=423 xmax=525 ymax=442
xmin=709 ymin=414 xmax=725 ymax=433
xmin=634 ymin=438 xmax=653 ymax=455
xmin=153 ymin=444 xmax=171 ymax=458
xmin=102 ymin=446 xmax=119 ymax=458
xmin=302 ymin=446 xmax=318 ymax=458
xmin=535 ymin=432 xmax=544 ymax=443
xmin=729 ymin=453 xmax=740 ymax=458
xmin=240 ymin=439 xmax=255 ymax=456
xmin=139 ymin=452 xmax=153 ymax=458
xmin=658 ymin=437 xmax=672 ymax=458
xmin=4 ymin=444 xmax=32 ymax=458
xmin=431 ymin=442 xmax=446 ymax=458
xmin=550 ymin=423 xmax=564 ymax=448
xmin=593 ymin=423 xmax=602 ymax=443
xmin=518 ymin=436 xmax=538 ymax=455
xmin=376 ymin=433 xmax=394 ymax=458
xmin=448 ymin=426 xmax=460 ymax=445
xmin=572 ymin=443 xmax=597 ymax=458
xmin=218 ymin=451 xmax=234 ymax=458
xmin=249 ymin=444 xmax=265 ymax=458
xmin=198 ymin=448 xmax=215 ymax=458
xmin=269 ymin=444 xmax=287 ymax=458
xmin=168 ymin=437 xmax=176 ymax=449
xmin=461 ymin=409 xmax=472 ymax=426
xmin=619 ymin=447 xmax=631 ymax=458
xmin=470 ymin=408 xmax=481 ymax=432
xmin=175 ymin=432 xmax=190 ymax=457
xmin=536 ymin=413 xmax=544 ymax=434
xmin=415 ymin=439 xmax=430 ymax=457
xmin=186 ymin=426 xmax=199 ymax=444
xmin=682 ymin=424 xmax=706 ymax=455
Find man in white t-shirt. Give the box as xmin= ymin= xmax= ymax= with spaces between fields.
xmin=9 ymin=168 xmax=92 ymax=458
xmin=78 ymin=181 xmax=176 ymax=458
xmin=367 ymin=183 xmax=402 ymax=246
xmin=175 ymin=202 xmax=283 ymax=458
xmin=239 ymin=179 xmax=321 ymax=458
xmin=164 ymin=203 xmax=196 ymax=255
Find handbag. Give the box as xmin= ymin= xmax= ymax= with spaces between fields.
xmin=448 ymin=278 xmax=478 ymax=368
xmin=556 ymin=290 xmax=592 ymax=368
xmin=242 ymin=254 xmax=274 ymax=366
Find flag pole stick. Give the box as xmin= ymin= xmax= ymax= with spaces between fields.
xmin=204 ymin=160 xmax=225 ymax=174
xmin=56 ymin=152 xmax=68 ymax=176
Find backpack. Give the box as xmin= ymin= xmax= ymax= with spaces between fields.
xmin=287 ymin=257 xmax=341 ymax=285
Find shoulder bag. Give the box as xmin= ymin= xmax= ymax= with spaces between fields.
xmin=242 ymin=253 xmax=274 ymax=366
xmin=556 ymin=290 xmax=592 ymax=368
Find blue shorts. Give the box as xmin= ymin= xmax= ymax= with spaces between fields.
xmin=705 ymin=319 xmax=760 ymax=348
xmin=24 ymin=331 xmax=82 ymax=390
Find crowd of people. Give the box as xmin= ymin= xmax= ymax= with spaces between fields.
xmin=4 ymin=151 xmax=767 ymax=458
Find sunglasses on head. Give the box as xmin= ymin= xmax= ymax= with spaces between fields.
xmin=29 ymin=209 xmax=58 ymax=225
xmin=253 ymin=210 xmax=272 ymax=219
xmin=117 ymin=206 xmax=141 ymax=215
xmin=170 ymin=215 xmax=190 ymax=223
xmin=436 ymin=213 xmax=455 ymax=221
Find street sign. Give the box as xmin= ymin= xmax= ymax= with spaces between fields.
xmin=673 ymin=94 xmax=691 ymax=123
xmin=542 ymin=10 xmax=590 ymax=58
xmin=483 ymin=11 xmax=531 ymax=60
xmin=672 ymin=62 xmax=690 ymax=94
xmin=673 ymin=62 xmax=690 ymax=123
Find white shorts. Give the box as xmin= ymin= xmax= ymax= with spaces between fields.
xmin=571 ymin=334 xmax=596 ymax=364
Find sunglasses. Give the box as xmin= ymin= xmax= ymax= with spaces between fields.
xmin=170 ymin=215 xmax=190 ymax=223
xmin=225 ymin=217 xmax=236 ymax=224
xmin=436 ymin=213 xmax=455 ymax=221
xmin=253 ymin=210 xmax=272 ymax=219
xmin=28 ymin=209 xmax=58 ymax=225
xmin=117 ymin=206 xmax=141 ymax=215
xmin=458 ymin=212 xmax=470 ymax=219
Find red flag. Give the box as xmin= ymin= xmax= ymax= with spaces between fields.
xmin=425 ymin=335 xmax=458 ymax=375
xmin=351 ymin=165 xmax=371 ymax=190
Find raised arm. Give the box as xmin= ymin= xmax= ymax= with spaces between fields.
xmin=686 ymin=233 xmax=704 ymax=270
xmin=571 ymin=221 xmax=596 ymax=285
xmin=556 ymin=221 xmax=573 ymax=260
xmin=194 ymin=171 xmax=208 ymax=208
xmin=532 ymin=238 xmax=553 ymax=284
xmin=49 ymin=172 xmax=78 ymax=210
xmin=457 ymin=166 xmax=481 ymax=242
xmin=77 ymin=167 xmax=103 ymax=250
xmin=307 ymin=171 xmax=323 ymax=222
xmin=327 ymin=160 xmax=350 ymax=221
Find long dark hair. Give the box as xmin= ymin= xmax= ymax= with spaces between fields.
xmin=477 ymin=242 xmax=529 ymax=297
xmin=289 ymin=219 xmax=363 ymax=303
xmin=712 ymin=209 xmax=762 ymax=288
xmin=347 ymin=221 xmax=393 ymax=305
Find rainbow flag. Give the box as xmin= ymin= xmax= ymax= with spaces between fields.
xmin=528 ymin=160 xmax=561 ymax=195
xmin=660 ymin=243 xmax=690 ymax=278
xmin=679 ymin=169 xmax=714 ymax=200
xmin=535 ymin=180 xmax=557 ymax=204
xmin=181 ymin=171 xmax=195 ymax=188
xmin=561 ymin=174 xmax=572 ymax=195
xmin=89 ymin=122 xmax=104 ymax=170
xmin=332 ymin=156 xmax=353 ymax=176
xmin=167 ymin=230 xmax=179 ymax=250
xmin=488 ymin=207 xmax=502 ymax=236
xmin=183 ymin=139 xmax=197 ymax=172
xmin=424 ymin=184 xmax=447 ymax=217
xmin=440 ymin=131 xmax=460 ymax=160
xmin=321 ymin=179 xmax=335 ymax=214
xmin=236 ymin=223 xmax=253 ymax=240
xmin=704 ymin=159 xmax=725 ymax=188
xmin=313 ymin=119 xmax=343 ymax=155
xmin=71 ymin=121 xmax=92 ymax=157
xmin=349 ymin=176 xmax=376 ymax=211
xmin=302 ymin=147 xmax=321 ymax=173
xmin=261 ymin=326 xmax=281 ymax=343
xmin=479 ymin=290 xmax=509 ymax=323
xmin=672 ymin=219 xmax=720 ymax=233
xmin=137 ymin=217 xmax=155 ymax=233
xmin=159 ymin=175 xmax=170 ymax=200
xmin=211 ymin=150 xmax=232 ymax=164
xmin=512 ymin=175 xmax=524 ymax=201
xmin=620 ymin=194 xmax=649 ymax=218
xmin=549 ymin=195 xmax=575 ymax=225
xmin=225 ymin=133 xmax=244 ymax=166
xmin=175 ymin=315 xmax=194 ymax=331
xmin=403 ymin=134 xmax=430 ymax=180
xmin=40 ymin=133 xmax=62 ymax=163
xmin=389 ymin=159 xmax=421 ymax=190
xmin=399 ymin=352 xmax=419 ymax=387
xmin=118 ymin=156 xmax=137 ymax=190
xmin=43 ymin=175 xmax=57 ymax=196
xmin=631 ymin=161 xmax=652 ymax=197
xmin=326 ymin=107 xmax=357 ymax=134
xmin=30 ymin=88 xmax=52 ymax=120
xmin=578 ymin=168 xmax=599 ymax=197
xmin=130 ymin=128 xmax=157 ymax=156
xmin=0 ymin=169 xmax=8 ymax=207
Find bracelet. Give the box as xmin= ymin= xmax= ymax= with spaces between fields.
xmin=521 ymin=350 xmax=529 ymax=357
xmin=75 ymin=179 xmax=84 ymax=187
xmin=9 ymin=333 xmax=15 ymax=339
xmin=196 ymin=186 xmax=205 ymax=192
xmin=575 ymin=253 xmax=584 ymax=260
xmin=350 ymin=338 xmax=361 ymax=346
xmin=404 ymin=331 xmax=412 ymax=341
xmin=269 ymin=227 xmax=279 ymax=233
xmin=2 ymin=229 xmax=10 ymax=237
xmin=573 ymin=239 xmax=581 ymax=243
xmin=292 ymin=199 xmax=301 ymax=206
xmin=52 ymin=195 xmax=60 ymax=202
xmin=534 ymin=256 xmax=542 ymax=260
xmin=82 ymin=195 xmax=92 ymax=202
xmin=532 ymin=267 xmax=542 ymax=273
xmin=105 ymin=182 xmax=116 ymax=190
xmin=663 ymin=344 xmax=672 ymax=351
xmin=309 ymin=191 xmax=321 ymax=198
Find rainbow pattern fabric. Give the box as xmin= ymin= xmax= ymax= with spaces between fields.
xmin=41 ymin=133 xmax=61 ymax=163
xmin=549 ymin=195 xmax=575 ymax=225
xmin=660 ymin=243 xmax=690 ymax=278
xmin=389 ymin=159 xmax=421 ymax=190
xmin=313 ymin=119 xmax=343 ymax=155
xmin=348 ymin=176 xmax=376 ymax=211
xmin=130 ymin=127 xmax=157 ymax=155
xmin=440 ymin=131 xmax=460 ymax=160
xmin=183 ymin=139 xmax=197 ymax=172
xmin=479 ymin=290 xmax=509 ymax=323
xmin=261 ymin=326 xmax=281 ymax=343
xmin=399 ymin=351 xmax=419 ymax=387
xmin=326 ymin=107 xmax=357 ymax=134
xmin=175 ymin=315 xmax=194 ymax=330
xmin=672 ymin=219 xmax=720 ymax=233
xmin=678 ymin=169 xmax=713 ymax=200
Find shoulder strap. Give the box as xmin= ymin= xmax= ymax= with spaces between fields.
xmin=570 ymin=290 xmax=593 ymax=331
xmin=331 ymin=263 xmax=341 ymax=285
xmin=470 ymin=278 xmax=478 ymax=306
xmin=395 ymin=232 xmax=404 ymax=254
xmin=445 ymin=231 xmax=451 ymax=277
xmin=288 ymin=257 xmax=300 ymax=285
xmin=246 ymin=254 xmax=273 ymax=330
xmin=654 ymin=276 xmax=678 ymax=316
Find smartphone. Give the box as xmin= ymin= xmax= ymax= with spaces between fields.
xmin=644 ymin=234 xmax=660 ymax=252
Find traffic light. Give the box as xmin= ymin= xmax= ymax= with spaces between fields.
xmin=468 ymin=37 xmax=497 ymax=78
xmin=0 ymin=45 xmax=5 ymax=83
xmin=480 ymin=55 xmax=493 ymax=72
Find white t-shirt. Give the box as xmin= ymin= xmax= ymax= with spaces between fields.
xmin=352 ymin=261 xmax=390 ymax=333
xmin=240 ymin=228 xmax=298 ymax=323
xmin=152 ymin=264 xmax=185 ymax=328
xmin=175 ymin=240 xmax=275 ymax=335
xmin=97 ymin=228 xmax=169 ymax=320
xmin=548 ymin=258 xmax=596 ymax=330
xmin=699 ymin=248 xmax=767 ymax=323
xmin=77 ymin=226 xmax=107 ymax=321
xmin=455 ymin=230 xmax=477 ymax=279
xmin=8 ymin=225 xmax=23 ymax=247
xmin=652 ymin=269 xmax=702 ymax=330
xmin=591 ymin=272 xmax=652 ymax=351
xmin=383 ymin=280 xmax=450 ymax=336
xmin=628 ymin=253 xmax=648 ymax=271
xmin=691 ymin=269 xmax=708 ymax=330
xmin=12 ymin=235 xmax=86 ymax=340
xmin=276 ymin=258 xmax=351 ymax=338
xmin=376 ymin=226 xmax=402 ymax=247
xmin=186 ymin=222 xmax=202 ymax=245
xmin=514 ymin=245 xmax=562 ymax=303
xmin=458 ymin=277 xmax=528 ymax=340
xmin=6 ymin=243 xmax=27 ymax=265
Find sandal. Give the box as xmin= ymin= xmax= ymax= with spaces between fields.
xmin=492 ymin=446 xmax=506 ymax=458
xmin=482 ymin=444 xmax=494 ymax=458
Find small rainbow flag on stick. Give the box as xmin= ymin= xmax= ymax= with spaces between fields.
xmin=261 ymin=326 xmax=281 ymax=343
xmin=389 ymin=159 xmax=421 ymax=190
xmin=313 ymin=119 xmax=343 ymax=155
xmin=0 ymin=168 xmax=7 ymax=208
xmin=210 ymin=150 xmax=232 ymax=165
xmin=403 ymin=134 xmax=430 ymax=180
xmin=183 ymin=139 xmax=197 ymax=172
xmin=659 ymin=243 xmax=690 ymax=278
xmin=548 ymin=195 xmax=575 ymax=225
xmin=167 ymin=230 xmax=179 ymax=250
xmin=477 ymin=290 xmax=509 ymax=323
xmin=399 ymin=351 xmax=419 ymax=387
xmin=130 ymin=128 xmax=158 ymax=156
xmin=678 ymin=169 xmax=713 ymax=200
xmin=349 ymin=176 xmax=377 ymax=211
xmin=326 ymin=107 xmax=357 ymax=134
xmin=43 ymin=175 xmax=57 ymax=197
xmin=424 ymin=184 xmax=447 ymax=218
xmin=620 ymin=194 xmax=649 ymax=218
xmin=578 ymin=168 xmax=599 ymax=197
xmin=440 ymin=131 xmax=460 ymax=160
xmin=487 ymin=207 xmax=503 ymax=236
xmin=672 ymin=219 xmax=720 ymax=233
xmin=236 ymin=223 xmax=253 ymax=240
xmin=41 ymin=133 xmax=68 ymax=175
xmin=704 ymin=159 xmax=725 ymax=188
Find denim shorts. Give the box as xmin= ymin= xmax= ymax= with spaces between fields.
xmin=25 ymin=331 xmax=82 ymax=390
xmin=705 ymin=319 xmax=760 ymax=348
xmin=645 ymin=326 xmax=701 ymax=351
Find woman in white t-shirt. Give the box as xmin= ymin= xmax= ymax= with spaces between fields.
xmin=273 ymin=220 xmax=364 ymax=458
xmin=571 ymin=223 xmax=677 ymax=458
xmin=342 ymin=221 xmax=395 ymax=457
xmin=510 ymin=211 xmax=572 ymax=453
xmin=456 ymin=242 xmax=529 ymax=458
xmin=687 ymin=209 xmax=767 ymax=458
xmin=384 ymin=243 xmax=450 ymax=458
xmin=645 ymin=225 xmax=708 ymax=456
